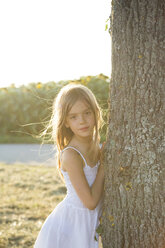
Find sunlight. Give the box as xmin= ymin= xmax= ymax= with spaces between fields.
xmin=0 ymin=0 xmax=111 ymax=87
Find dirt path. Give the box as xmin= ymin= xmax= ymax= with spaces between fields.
xmin=0 ymin=144 xmax=56 ymax=165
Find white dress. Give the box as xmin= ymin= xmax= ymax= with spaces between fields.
xmin=34 ymin=146 xmax=103 ymax=248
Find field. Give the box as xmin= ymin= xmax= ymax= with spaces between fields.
xmin=0 ymin=163 xmax=66 ymax=248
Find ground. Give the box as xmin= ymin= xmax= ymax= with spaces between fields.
xmin=0 ymin=163 xmax=65 ymax=248
xmin=0 ymin=163 xmax=103 ymax=248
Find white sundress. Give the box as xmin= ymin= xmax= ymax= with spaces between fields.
xmin=34 ymin=146 xmax=103 ymax=248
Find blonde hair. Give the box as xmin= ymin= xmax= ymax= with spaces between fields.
xmin=44 ymin=83 xmax=103 ymax=171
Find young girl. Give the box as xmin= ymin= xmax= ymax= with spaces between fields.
xmin=34 ymin=83 xmax=104 ymax=248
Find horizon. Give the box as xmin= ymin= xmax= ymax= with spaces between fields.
xmin=0 ymin=73 xmax=110 ymax=89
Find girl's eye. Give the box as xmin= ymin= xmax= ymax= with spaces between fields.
xmin=85 ymin=111 xmax=91 ymax=115
xmin=70 ymin=116 xmax=76 ymax=119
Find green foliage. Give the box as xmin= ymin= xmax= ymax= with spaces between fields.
xmin=105 ymin=17 xmax=110 ymax=32
xmin=0 ymin=74 xmax=110 ymax=143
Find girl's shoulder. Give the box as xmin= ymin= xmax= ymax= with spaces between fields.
xmin=60 ymin=147 xmax=83 ymax=172
xmin=61 ymin=147 xmax=81 ymax=161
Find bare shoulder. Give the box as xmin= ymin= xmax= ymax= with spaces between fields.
xmin=61 ymin=148 xmax=83 ymax=171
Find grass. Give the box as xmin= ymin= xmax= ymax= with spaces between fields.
xmin=0 ymin=163 xmax=66 ymax=248
xmin=0 ymin=163 xmax=103 ymax=248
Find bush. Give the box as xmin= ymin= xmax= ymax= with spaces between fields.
xmin=0 ymin=74 xmax=110 ymax=143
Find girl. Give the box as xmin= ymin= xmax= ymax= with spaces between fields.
xmin=34 ymin=83 xmax=104 ymax=248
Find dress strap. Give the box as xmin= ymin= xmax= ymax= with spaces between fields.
xmin=60 ymin=146 xmax=87 ymax=166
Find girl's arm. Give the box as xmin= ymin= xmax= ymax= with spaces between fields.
xmin=61 ymin=149 xmax=104 ymax=210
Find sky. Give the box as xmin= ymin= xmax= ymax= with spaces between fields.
xmin=0 ymin=0 xmax=111 ymax=88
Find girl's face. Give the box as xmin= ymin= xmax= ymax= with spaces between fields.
xmin=65 ymin=100 xmax=95 ymax=139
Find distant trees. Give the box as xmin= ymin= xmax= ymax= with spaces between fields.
xmin=0 ymin=74 xmax=109 ymax=143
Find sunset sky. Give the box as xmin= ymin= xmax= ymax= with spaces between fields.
xmin=0 ymin=0 xmax=111 ymax=88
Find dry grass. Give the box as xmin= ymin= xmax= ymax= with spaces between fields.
xmin=0 ymin=163 xmax=103 ymax=248
xmin=0 ymin=163 xmax=66 ymax=248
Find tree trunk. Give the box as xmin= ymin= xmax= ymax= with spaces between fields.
xmin=101 ymin=0 xmax=165 ymax=247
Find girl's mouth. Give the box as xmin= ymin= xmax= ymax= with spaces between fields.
xmin=79 ymin=127 xmax=89 ymax=131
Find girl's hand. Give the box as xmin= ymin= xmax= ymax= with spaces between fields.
xmin=98 ymin=162 xmax=104 ymax=178
xmin=101 ymin=141 xmax=106 ymax=151
xmin=98 ymin=142 xmax=106 ymax=178
xmin=100 ymin=141 xmax=106 ymax=164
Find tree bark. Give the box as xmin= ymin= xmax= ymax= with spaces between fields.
xmin=101 ymin=0 xmax=165 ymax=247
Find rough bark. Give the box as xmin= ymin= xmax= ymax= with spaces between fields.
xmin=101 ymin=0 xmax=165 ymax=247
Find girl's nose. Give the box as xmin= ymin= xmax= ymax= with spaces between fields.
xmin=79 ymin=114 xmax=85 ymax=123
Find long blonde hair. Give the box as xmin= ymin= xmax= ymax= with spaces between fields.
xmin=43 ymin=83 xmax=103 ymax=170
